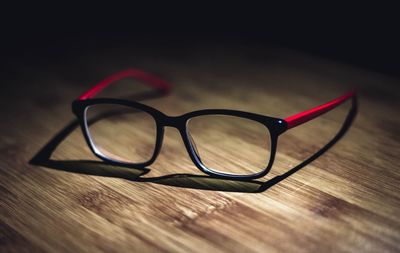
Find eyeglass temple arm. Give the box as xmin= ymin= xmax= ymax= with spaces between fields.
xmin=78 ymin=68 xmax=172 ymax=100
xmin=284 ymin=91 xmax=356 ymax=129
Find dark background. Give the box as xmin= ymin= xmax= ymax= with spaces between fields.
xmin=2 ymin=3 xmax=399 ymax=78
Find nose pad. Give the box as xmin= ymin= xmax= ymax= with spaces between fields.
xmin=188 ymin=132 xmax=202 ymax=161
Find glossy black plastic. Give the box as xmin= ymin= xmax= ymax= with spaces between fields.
xmin=72 ymin=98 xmax=288 ymax=180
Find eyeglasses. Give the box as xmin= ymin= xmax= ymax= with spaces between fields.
xmin=72 ymin=69 xmax=356 ymax=180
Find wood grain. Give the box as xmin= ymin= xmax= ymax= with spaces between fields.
xmin=0 ymin=43 xmax=399 ymax=252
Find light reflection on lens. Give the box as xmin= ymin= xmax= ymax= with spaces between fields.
xmin=85 ymin=104 xmax=156 ymax=164
xmin=187 ymin=115 xmax=271 ymax=175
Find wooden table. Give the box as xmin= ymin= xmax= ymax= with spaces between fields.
xmin=1 ymin=43 xmax=399 ymax=252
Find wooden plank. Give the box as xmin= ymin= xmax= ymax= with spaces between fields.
xmin=0 ymin=44 xmax=399 ymax=252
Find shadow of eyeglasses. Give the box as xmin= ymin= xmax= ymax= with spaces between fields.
xmin=29 ymin=91 xmax=357 ymax=193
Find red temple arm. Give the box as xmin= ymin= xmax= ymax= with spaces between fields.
xmin=78 ymin=69 xmax=172 ymax=100
xmin=284 ymin=91 xmax=356 ymax=129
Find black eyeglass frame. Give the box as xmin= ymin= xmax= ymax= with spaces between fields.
xmin=72 ymin=98 xmax=287 ymax=180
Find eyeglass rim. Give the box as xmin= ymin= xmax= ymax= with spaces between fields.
xmin=72 ymin=98 xmax=286 ymax=180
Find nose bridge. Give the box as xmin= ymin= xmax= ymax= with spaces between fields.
xmin=161 ymin=114 xmax=184 ymax=129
